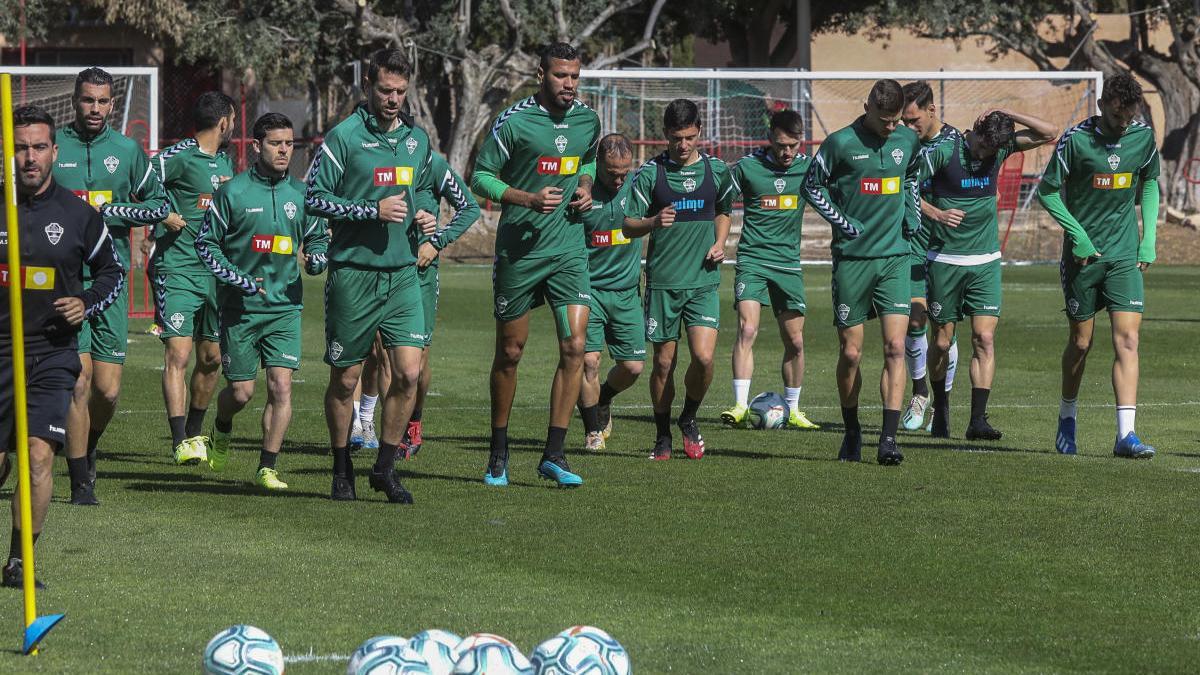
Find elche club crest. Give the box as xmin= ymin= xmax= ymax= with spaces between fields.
xmin=646 ymin=317 xmax=658 ymax=337
xmin=1067 ymin=298 xmax=1080 ymax=315
xmin=44 ymin=222 xmax=63 ymax=245
xmin=169 ymin=312 xmax=185 ymax=331
xmin=405 ymin=137 xmax=418 ymax=155
xmin=682 ymin=177 xmax=697 ymax=193
xmin=1107 ymin=153 xmax=1121 ymax=171
xmin=554 ymin=135 xmax=568 ymax=153
xmin=496 ymin=295 xmax=510 ymax=313
xmin=210 ymin=175 xmax=221 ymax=191
xmin=773 ymin=178 xmax=786 ymax=194
xmin=735 ymin=281 xmax=745 ymax=299
xmin=891 ymin=148 xmax=904 ymax=165
xmin=329 ymin=341 xmax=344 ymax=361
xmin=836 ymin=304 xmax=850 ymax=322
xmin=221 ymin=353 xmax=231 ymax=368
xmin=103 ymin=155 xmax=119 ymax=174
xmin=284 ymin=201 xmax=297 ymax=219
xmin=930 ymin=302 xmax=943 ymax=318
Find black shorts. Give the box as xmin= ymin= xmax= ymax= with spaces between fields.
xmin=0 ymin=349 xmax=81 ymax=451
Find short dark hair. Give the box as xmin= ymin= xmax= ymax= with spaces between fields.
xmin=598 ymin=133 xmax=633 ymax=159
xmin=902 ymin=81 xmax=934 ymax=109
xmin=252 ymin=112 xmax=293 ymax=141
xmin=973 ymin=111 xmax=1014 ymax=150
xmin=539 ymin=42 xmax=581 ymax=71
xmin=770 ymin=109 xmax=804 ymax=137
xmin=1102 ymin=73 xmax=1144 ymax=107
xmin=867 ymin=79 xmax=905 ymax=113
xmin=663 ymin=98 xmax=701 ymax=134
xmin=74 ymin=67 xmax=114 ymax=98
xmin=367 ymin=48 xmax=412 ymax=83
xmin=13 ymin=105 xmax=55 ymax=134
xmin=193 ymin=91 xmax=236 ymax=132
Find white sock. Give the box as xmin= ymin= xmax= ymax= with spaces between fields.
xmin=733 ymin=379 xmax=751 ymax=407
xmin=360 ymin=394 xmax=379 ymax=424
xmin=785 ymin=387 xmax=802 ymax=414
xmin=352 ymin=400 xmax=362 ymax=430
xmin=1059 ymin=397 xmax=1078 ymax=420
xmin=945 ymin=339 xmax=959 ymax=391
xmin=905 ymin=333 xmax=928 ymax=380
xmin=1117 ymin=406 xmax=1135 ymax=440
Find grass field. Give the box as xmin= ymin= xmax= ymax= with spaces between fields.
xmin=1 ymin=264 xmax=1198 ymax=673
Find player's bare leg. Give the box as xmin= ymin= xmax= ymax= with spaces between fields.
xmin=677 ymin=325 xmax=716 ymax=459
xmin=903 ymin=298 xmax=932 ymax=430
xmin=836 ymin=324 xmax=865 ymax=461
xmin=1055 ymin=317 xmax=1094 ymax=454
xmin=4 ymin=438 xmax=55 ymax=587
xmin=928 ymin=320 xmax=955 ymax=437
xmin=777 ymin=310 xmax=817 ymax=428
xmin=538 ymin=304 xmax=589 ymax=485
xmin=486 ymin=313 xmax=530 ymax=483
xmin=358 ymin=344 xmax=421 ymax=502
xmin=163 ymin=336 xmax=204 ymax=463
xmin=876 ymin=314 xmax=908 ymax=464
xmin=959 ymin=315 xmax=1001 ymax=441
xmin=580 ymin=351 xmax=642 ymax=448
xmin=724 ymin=300 xmax=760 ymax=426
xmin=399 ymin=345 xmax=431 ymax=457
xmin=209 ymin=379 xmax=255 ymax=473
xmin=355 ymin=336 xmax=386 ymax=450
xmin=65 ymin=355 xmax=97 ymax=504
xmin=1110 ymin=311 xmax=1151 ymax=457
xmin=327 ymin=363 xmax=363 ymax=499
xmin=649 ymin=340 xmax=679 ymax=459
xmin=185 ymin=339 xmax=221 ymax=445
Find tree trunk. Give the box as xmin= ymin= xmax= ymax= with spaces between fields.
xmin=1154 ymin=77 xmax=1200 ymax=210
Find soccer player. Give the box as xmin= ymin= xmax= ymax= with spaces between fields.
xmin=150 ymin=92 xmax=237 ymax=465
xmin=194 ymin=113 xmax=330 ymax=489
xmin=803 ymin=80 xmax=922 ymax=465
xmin=306 ymin=48 xmax=437 ymax=502
xmin=470 ymin=42 xmax=600 ymax=487
xmin=623 ymin=99 xmax=734 ymax=461
xmin=0 ymin=106 xmax=124 ymax=586
xmin=920 ymin=109 xmax=1057 ymax=439
xmin=1037 ymin=74 xmax=1160 ymax=458
xmin=53 ymin=67 xmax=169 ymax=505
xmin=721 ymin=109 xmax=819 ymax=431
xmin=401 ymin=150 xmax=482 ymax=457
xmin=576 ymin=133 xmax=644 ymax=451
xmin=899 ymin=80 xmax=959 ymax=432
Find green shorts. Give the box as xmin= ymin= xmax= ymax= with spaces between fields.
xmin=80 ymin=233 xmax=131 ymax=363
xmin=909 ymin=252 xmax=928 ymax=299
xmin=418 ymin=265 xmax=439 ymax=347
xmin=220 ymin=310 xmax=302 ymax=381
xmin=1060 ymin=257 xmax=1144 ymax=321
xmin=585 ymin=286 xmax=647 ymax=360
xmin=493 ymin=252 xmax=591 ymax=322
xmin=154 ymin=271 xmax=220 ymax=343
xmin=733 ymin=264 xmax=807 ymax=316
xmin=927 ymin=259 xmax=1002 ymax=325
xmin=324 ymin=265 xmax=425 ymax=367
xmin=644 ymin=285 xmax=720 ymax=343
xmin=831 ymin=255 xmax=911 ymax=327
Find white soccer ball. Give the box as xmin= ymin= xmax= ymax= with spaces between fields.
xmin=348 ymin=636 xmax=410 ymax=675
xmin=454 ymin=632 xmax=515 ymax=654
xmin=408 ymin=630 xmax=462 ymax=675
xmin=352 ymin=644 xmax=432 ymax=675
xmin=747 ymin=392 xmax=788 ymax=430
xmin=203 ymin=624 xmax=285 ymax=675
xmin=549 ymin=627 xmax=630 ymax=675
xmin=452 ymin=641 xmax=532 ymax=675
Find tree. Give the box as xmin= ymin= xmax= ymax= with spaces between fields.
xmin=677 ymin=1 xmax=873 ymax=67
xmin=842 ymin=0 xmax=1200 ymax=209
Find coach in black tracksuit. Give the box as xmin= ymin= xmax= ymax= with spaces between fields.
xmin=0 ymin=106 xmax=123 ymax=588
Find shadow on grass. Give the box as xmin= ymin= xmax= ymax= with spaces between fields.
xmin=280 ymin=465 xmax=550 ymax=489
xmin=900 ymin=440 xmax=1056 ymax=455
xmin=122 ymin=480 xmax=329 ymax=499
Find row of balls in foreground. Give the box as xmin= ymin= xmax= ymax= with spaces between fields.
xmin=204 ymin=624 xmax=631 ymax=674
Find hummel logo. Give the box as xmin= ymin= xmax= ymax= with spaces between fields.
xmin=553 ymin=123 xmax=569 ymax=129
xmin=362 ymin=142 xmax=380 ymax=149
xmin=851 ymin=154 xmax=868 ymax=161
xmin=245 ymin=207 xmax=264 ymax=213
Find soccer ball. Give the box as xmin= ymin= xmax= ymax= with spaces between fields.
xmin=454 ymin=632 xmax=515 ymax=654
xmin=203 ymin=625 xmax=285 ymax=675
xmin=747 ymin=392 xmax=788 ymax=429
xmin=347 ymin=636 xmax=410 ymax=675
xmin=546 ymin=627 xmax=630 ymax=675
xmin=452 ymin=641 xmax=532 ymax=675
xmin=351 ymin=645 xmax=432 ymax=675
xmin=408 ymin=630 xmax=462 ymax=675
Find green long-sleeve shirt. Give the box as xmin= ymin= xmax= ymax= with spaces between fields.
xmin=419 ymin=151 xmax=481 ymax=265
xmin=152 ymin=138 xmax=236 ymax=274
xmin=195 ymin=166 xmax=329 ymax=314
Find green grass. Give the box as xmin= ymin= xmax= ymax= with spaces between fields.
xmin=2 ymin=264 xmax=1199 ymax=673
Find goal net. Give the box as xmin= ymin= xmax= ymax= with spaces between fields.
xmin=579 ymin=69 xmax=1103 ymax=264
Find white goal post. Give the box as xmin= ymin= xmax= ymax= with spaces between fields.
xmin=0 ymin=66 xmax=159 ymax=152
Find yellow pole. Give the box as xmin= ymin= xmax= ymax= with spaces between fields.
xmin=1 ymin=72 xmax=40 ymax=651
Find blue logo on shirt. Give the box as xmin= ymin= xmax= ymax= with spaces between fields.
xmin=960 ymin=176 xmax=991 ymax=189
xmin=673 ymin=198 xmax=706 ymax=211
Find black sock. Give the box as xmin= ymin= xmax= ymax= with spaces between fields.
xmin=598 ymin=382 xmax=619 ymax=407
xmin=970 ymin=387 xmax=990 ymax=422
xmin=215 ymin=417 xmax=233 ymax=434
xmin=185 ymin=406 xmax=207 ymax=437
xmin=375 ymin=443 xmax=398 ymax=473
xmin=67 ymin=457 xmax=89 ymax=486
xmin=655 ymin=411 xmax=672 ymax=440
xmin=490 ymin=426 xmax=508 ymax=459
xmin=258 ymin=449 xmax=278 ymax=470
xmin=680 ymin=396 xmax=701 ymax=424
xmin=912 ymin=377 xmax=929 ymax=398
xmin=8 ymin=528 xmax=38 ymax=561
xmin=841 ymin=406 xmax=860 ymax=433
xmin=544 ymin=426 xmax=567 ymax=460
xmin=410 ymin=407 xmax=422 ymax=422
xmin=580 ymin=405 xmax=600 ymax=433
xmin=168 ymin=416 xmax=186 ymax=447
xmin=932 ymin=377 xmax=949 ymax=417
xmin=86 ymin=428 xmax=103 ymax=454
xmin=881 ymin=409 xmax=901 ymax=443
xmin=332 ymin=446 xmax=351 ymax=478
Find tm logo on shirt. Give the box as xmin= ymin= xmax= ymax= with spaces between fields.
xmin=859 ymin=177 xmax=901 ymax=195
xmin=374 ymin=166 xmax=414 ymax=186
xmin=536 ymin=156 xmax=580 ymax=175
xmin=591 ymin=229 xmax=632 ymax=247
xmin=252 ymin=235 xmax=294 ymax=254
xmin=760 ymin=195 xmax=799 ymax=210
xmin=72 ymin=190 xmax=113 ymax=208
xmin=1092 ymin=173 xmax=1133 ymax=190
xmin=0 ymin=265 xmax=56 ymax=290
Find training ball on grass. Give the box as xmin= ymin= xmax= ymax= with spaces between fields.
xmin=203 ymin=625 xmax=285 ymax=675
xmin=347 ymin=636 xmax=410 ymax=674
xmin=452 ymin=641 xmax=532 ymax=675
xmin=548 ymin=626 xmax=630 ymax=674
xmin=408 ymin=630 xmax=462 ymax=675
xmin=454 ymin=632 xmax=515 ymax=654
xmin=351 ymin=644 xmax=432 ymax=675
xmin=748 ymin=392 xmax=788 ymax=429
